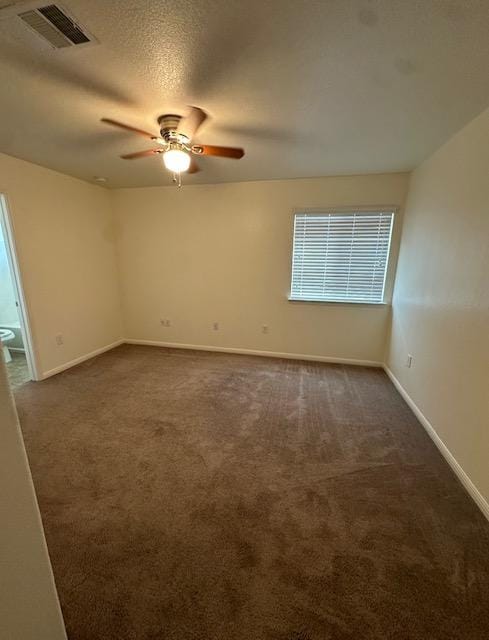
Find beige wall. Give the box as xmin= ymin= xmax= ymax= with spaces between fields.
xmin=113 ymin=173 xmax=409 ymax=364
xmin=0 ymin=153 xmax=122 ymax=376
xmin=0 ymin=355 xmax=67 ymax=640
xmin=386 ymin=106 xmax=489 ymax=505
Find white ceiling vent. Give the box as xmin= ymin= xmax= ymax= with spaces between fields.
xmin=17 ymin=3 xmax=96 ymax=49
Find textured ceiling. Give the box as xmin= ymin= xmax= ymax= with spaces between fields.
xmin=1 ymin=0 xmax=489 ymax=188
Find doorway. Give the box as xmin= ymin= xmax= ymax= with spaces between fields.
xmin=0 ymin=194 xmax=39 ymax=387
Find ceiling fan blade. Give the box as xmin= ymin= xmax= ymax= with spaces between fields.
xmin=102 ymin=118 xmax=158 ymax=140
xmin=187 ymin=157 xmax=200 ymax=174
xmin=191 ymin=144 xmax=244 ymax=159
xmin=177 ymin=106 xmax=208 ymax=140
xmin=120 ymin=149 xmax=162 ymax=159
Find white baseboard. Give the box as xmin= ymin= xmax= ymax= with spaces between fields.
xmin=383 ymin=365 xmax=489 ymax=522
xmin=41 ymin=339 xmax=124 ymax=380
xmin=124 ymin=339 xmax=382 ymax=368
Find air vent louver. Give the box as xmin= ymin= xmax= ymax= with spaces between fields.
xmin=38 ymin=4 xmax=89 ymax=43
xmin=18 ymin=4 xmax=94 ymax=48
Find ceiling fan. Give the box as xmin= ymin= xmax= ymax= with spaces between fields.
xmin=101 ymin=106 xmax=245 ymax=185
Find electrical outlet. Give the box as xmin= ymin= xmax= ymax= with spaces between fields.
xmin=262 ymin=325 xmax=269 ymax=334
xmin=406 ymin=354 xmax=413 ymax=368
xmin=160 ymin=319 xmax=171 ymax=327
xmin=213 ymin=322 xmax=219 ymax=331
xmin=55 ymin=333 xmax=63 ymax=346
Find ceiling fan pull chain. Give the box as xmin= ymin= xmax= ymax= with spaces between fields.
xmin=172 ymin=172 xmax=182 ymax=188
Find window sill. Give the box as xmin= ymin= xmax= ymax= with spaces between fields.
xmin=288 ymin=297 xmax=390 ymax=307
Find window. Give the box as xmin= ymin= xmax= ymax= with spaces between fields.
xmin=290 ymin=209 xmax=394 ymax=304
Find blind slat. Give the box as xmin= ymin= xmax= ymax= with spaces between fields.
xmin=290 ymin=211 xmax=394 ymax=303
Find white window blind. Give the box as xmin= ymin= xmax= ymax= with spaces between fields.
xmin=290 ymin=210 xmax=394 ymax=304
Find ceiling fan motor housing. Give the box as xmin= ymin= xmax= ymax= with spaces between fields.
xmin=158 ymin=114 xmax=188 ymax=144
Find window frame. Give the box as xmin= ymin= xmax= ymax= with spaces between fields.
xmin=288 ymin=206 xmax=398 ymax=306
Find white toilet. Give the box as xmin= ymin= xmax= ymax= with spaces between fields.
xmin=0 ymin=328 xmax=15 ymax=364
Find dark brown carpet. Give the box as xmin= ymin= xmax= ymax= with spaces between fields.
xmin=14 ymin=345 xmax=489 ymax=640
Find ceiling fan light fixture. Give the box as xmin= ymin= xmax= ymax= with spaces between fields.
xmin=163 ymin=148 xmax=191 ymax=173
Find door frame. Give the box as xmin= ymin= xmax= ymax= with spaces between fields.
xmin=0 ymin=193 xmax=41 ymax=381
